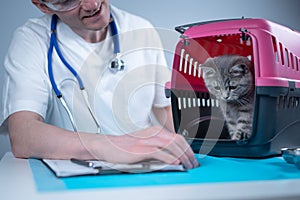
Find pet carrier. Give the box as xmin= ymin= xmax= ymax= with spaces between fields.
xmin=166 ymin=18 xmax=300 ymax=158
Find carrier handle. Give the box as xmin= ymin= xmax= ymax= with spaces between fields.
xmin=175 ymin=17 xmax=250 ymax=34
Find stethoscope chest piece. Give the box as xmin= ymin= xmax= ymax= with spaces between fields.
xmin=110 ymin=55 xmax=125 ymax=73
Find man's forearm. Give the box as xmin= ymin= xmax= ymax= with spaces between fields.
xmin=8 ymin=111 xmax=96 ymax=160
xmin=152 ymin=106 xmax=175 ymax=132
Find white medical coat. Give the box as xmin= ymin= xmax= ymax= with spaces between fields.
xmin=0 ymin=5 xmax=171 ymax=135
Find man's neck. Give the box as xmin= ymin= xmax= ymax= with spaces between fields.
xmin=72 ymin=27 xmax=108 ymax=43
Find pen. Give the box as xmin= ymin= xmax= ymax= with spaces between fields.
xmin=70 ymin=158 xmax=98 ymax=168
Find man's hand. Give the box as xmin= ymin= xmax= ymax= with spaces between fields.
xmin=86 ymin=126 xmax=199 ymax=169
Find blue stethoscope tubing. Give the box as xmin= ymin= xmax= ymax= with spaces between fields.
xmin=48 ymin=14 xmax=120 ymax=98
xmin=47 ymin=14 xmax=121 ymax=133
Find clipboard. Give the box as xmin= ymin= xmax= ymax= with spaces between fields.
xmin=42 ymin=158 xmax=186 ymax=177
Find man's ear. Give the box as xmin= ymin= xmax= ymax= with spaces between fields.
xmin=31 ymin=0 xmax=55 ymax=14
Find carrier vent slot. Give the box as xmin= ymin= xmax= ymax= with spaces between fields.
xmin=178 ymin=49 xmax=202 ymax=78
xmin=274 ymin=40 xmax=299 ymax=72
xmin=296 ymin=97 xmax=300 ymax=108
xmin=179 ymin=49 xmax=185 ymax=72
xmin=295 ymin=55 xmax=299 ymax=71
xmin=276 ymin=96 xmax=300 ymax=112
xmin=279 ymin=43 xmax=284 ymax=66
xmin=272 ymin=36 xmax=280 ymax=63
xmin=290 ymin=52 xmax=294 ymax=69
xmin=276 ymin=96 xmax=286 ymax=111
xmin=285 ymin=48 xmax=290 ymax=67
xmin=176 ymin=93 xmax=220 ymax=110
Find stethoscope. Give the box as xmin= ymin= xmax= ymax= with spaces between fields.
xmin=48 ymin=14 xmax=124 ymax=133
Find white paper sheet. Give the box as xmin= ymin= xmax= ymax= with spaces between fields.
xmin=43 ymin=159 xmax=186 ymax=177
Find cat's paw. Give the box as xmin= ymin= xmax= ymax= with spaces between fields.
xmin=230 ymin=131 xmax=249 ymax=141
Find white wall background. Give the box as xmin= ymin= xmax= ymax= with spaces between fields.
xmin=1 ymin=0 xmax=300 ymax=158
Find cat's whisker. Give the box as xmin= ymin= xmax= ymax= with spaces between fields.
xmin=236 ymin=97 xmax=249 ymax=106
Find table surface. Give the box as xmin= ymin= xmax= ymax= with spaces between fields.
xmin=1 ymin=152 xmax=300 ymax=200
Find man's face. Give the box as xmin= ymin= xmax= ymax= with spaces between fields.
xmin=35 ymin=0 xmax=111 ymax=34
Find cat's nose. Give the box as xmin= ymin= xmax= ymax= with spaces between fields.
xmin=222 ymin=93 xmax=230 ymax=100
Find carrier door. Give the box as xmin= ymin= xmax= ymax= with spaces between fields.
xmin=170 ymin=29 xmax=255 ymax=144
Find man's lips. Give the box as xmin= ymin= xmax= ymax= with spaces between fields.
xmin=82 ymin=2 xmax=102 ymax=19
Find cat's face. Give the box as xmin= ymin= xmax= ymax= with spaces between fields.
xmin=201 ymin=55 xmax=254 ymax=102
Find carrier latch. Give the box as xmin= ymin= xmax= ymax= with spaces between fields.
xmin=288 ymin=81 xmax=300 ymax=97
xmin=239 ymin=28 xmax=250 ymax=41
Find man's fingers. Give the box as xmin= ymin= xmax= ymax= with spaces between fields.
xmin=148 ymin=148 xmax=181 ymax=166
xmin=143 ymin=131 xmax=199 ymax=169
xmin=162 ymin=134 xmax=199 ymax=169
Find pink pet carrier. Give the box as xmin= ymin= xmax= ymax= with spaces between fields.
xmin=166 ymin=18 xmax=300 ymax=157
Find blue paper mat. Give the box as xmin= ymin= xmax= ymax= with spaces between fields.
xmin=29 ymin=154 xmax=300 ymax=192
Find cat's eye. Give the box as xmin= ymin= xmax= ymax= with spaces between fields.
xmin=202 ymin=67 xmax=216 ymax=77
xmin=214 ymin=86 xmax=220 ymax=90
xmin=229 ymin=86 xmax=237 ymax=90
xmin=230 ymin=64 xmax=247 ymax=77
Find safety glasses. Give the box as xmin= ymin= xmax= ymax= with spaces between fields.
xmin=39 ymin=0 xmax=82 ymax=12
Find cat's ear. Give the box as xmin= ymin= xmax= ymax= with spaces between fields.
xmin=201 ymin=65 xmax=216 ymax=78
xmin=229 ymin=64 xmax=249 ymax=77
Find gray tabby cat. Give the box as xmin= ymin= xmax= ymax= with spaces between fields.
xmin=201 ymin=54 xmax=255 ymax=140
